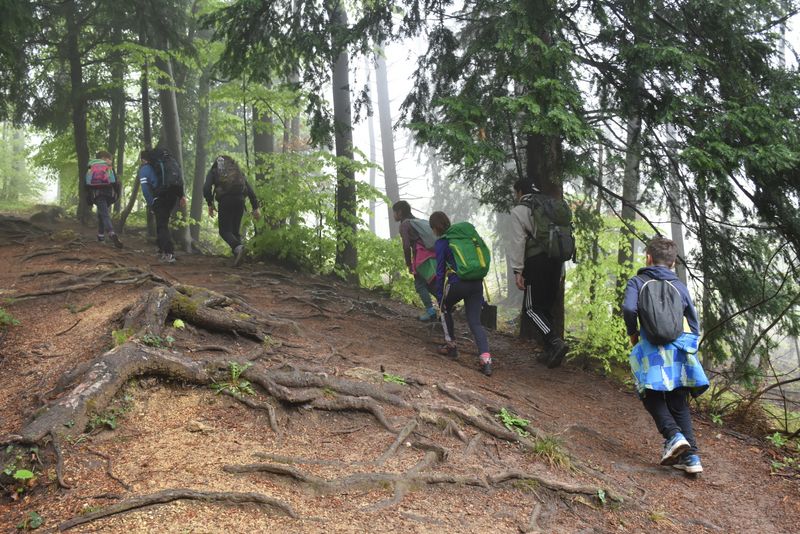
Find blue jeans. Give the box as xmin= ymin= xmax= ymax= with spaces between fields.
xmin=94 ymin=195 xmax=115 ymax=236
xmin=414 ymin=273 xmax=433 ymax=310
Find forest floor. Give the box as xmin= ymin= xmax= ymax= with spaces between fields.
xmin=0 ymin=211 xmax=797 ymax=533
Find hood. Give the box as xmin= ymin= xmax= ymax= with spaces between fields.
xmin=637 ymin=265 xmax=679 ymax=281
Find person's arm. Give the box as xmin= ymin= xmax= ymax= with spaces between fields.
xmin=398 ymin=220 xmax=414 ymax=272
xmin=138 ymin=166 xmax=154 ymax=206
xmin=509 ymin=205 xmax=530 ymax=289
xmin=243 ymin=178 xmax=260 ymax=217
xmin=433 ymin=238 xmax=448 ymax=303
xmin=203 ymin=166 xmax=215 ymax=207
xmin=621 ymin=276 xmax=641 ymax=342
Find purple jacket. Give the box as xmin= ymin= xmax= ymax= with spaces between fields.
xmin=433 ymin=238 xmax=460 ymax=302
xmin=622 ymin=265 xmax=700 ymax=337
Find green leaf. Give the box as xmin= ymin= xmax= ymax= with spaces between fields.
xmin=172 ymin=319 xmax=185 ymax=329
xmin=13 ymin=469 xmax=34 ymax=480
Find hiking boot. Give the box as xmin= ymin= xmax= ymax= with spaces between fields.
xmin=97 ymin=234 xmax=105 ymax=242
xmin=110 ymin=233 xmax=123 ymax=249
xmin=438 ymin=344 xmax=458 ymax=359
xmin=233 ymin=245 xmax=245 ymax=267
xmin=479 ymin=353 xmax=492 ymax=376
xmin=418 ymin=308 xmax=436 ymax=322
xmin=160 ymin=253 xmax=176 ymax=264
xmin=673 ymin=453 xmax=703 ymax=474
xmin=660 ymin=432 xmax=690 ymax=465
xmin=546 ymin=338 xmax=569 ymax=369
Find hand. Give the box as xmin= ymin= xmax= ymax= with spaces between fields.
xmin=630 ymin=333 xmax=639 ymax=347
xmin=408 ymin=266 xmax=414 ymax=275
xmin=208 ymin=206 xmax=216 ymax=218
xmin=179 ymin=196 xmax=187 ymax=209
xmin=515 ymin=272 xmax=526 ymax=291
xmin=252 ymin=208 xmax=261 ymax=221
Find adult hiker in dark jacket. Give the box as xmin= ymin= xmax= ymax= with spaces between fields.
xmin=85 ymin=150 xmax=123 ymax=248
xmin=509 ymin=180 xmax=569 ymax=368
xmin=138 ymin=149 xmax=186 ymax=264
xmin=393 ymin=200 xmax=436 ymax=321
xmin=203 ymin=155 xmax=261 ymax=267
xmin=430 ymin=211 xmax=493 ymax=376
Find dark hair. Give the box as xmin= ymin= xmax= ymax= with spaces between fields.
xmin=139 ymin=150 xmax=150 ymax=162
xmin=392 ymin=200 xmax=412 ymax=218
xmin=96 ymin=150 xmax=112 ymax=160
xmin=514 ymin=180 xmax=534 ymax=195
xmin=646 ymin=236 xmax=678 ymax=267
xmin=429 ymin=211 xmax=451 ymax=236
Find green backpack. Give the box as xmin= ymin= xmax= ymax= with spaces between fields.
xmin=443 ymin=222 xmax=491 ymax=280
xmin=524 ymin=193 xmax=575 ymax=262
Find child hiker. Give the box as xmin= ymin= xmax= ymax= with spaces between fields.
xmin=85 ymin=150 xmax=123 ymax=248
xmin=622 ymin=236 xmax=709 ymax=474
xmin=430 ymin=211 xmax=493 ymax=377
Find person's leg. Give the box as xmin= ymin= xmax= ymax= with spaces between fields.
xmin=217 ymin=196 xmax=241 ymax=252
xmin=414 ymin=274 xmax=435 ymax=320
xmin=665 ymin=389 xmax=698 ymax=455
xmin=154 ymin=195 xmax=175 ymax=256
xmin=642 ymin=390 xmax=690 ymax=464
xmin=438 ymin=282 xmax=460 ymax=358
xmin=94 ymin=197 xmax=105 ymax=240
xmin=523 ymin=255 xmax=567 ymax=367
xmin=462 ymin=280 xmax=489 ymax=355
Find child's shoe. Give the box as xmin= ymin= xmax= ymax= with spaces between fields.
xmin=673 ymin=453 xmax=703 ymax=474
xmin=233 ymin=244 xmax=245 ymax=267
xmin=660 ymin=432 xmax=690 ymax=465
xmin=438 ymin=344 xmax=458 ymax=359
xmin=418 ymin=307 xmax=436 ymax=322
xmin=160 ymin=253 xmax=176 ymax=264
xmin=97 ymin=234 xmax=105 ymax=242
xmin=110 ymin=233 xmax=123 ymax=249
xmin=479 ymin=353 xmax=492 ymax=376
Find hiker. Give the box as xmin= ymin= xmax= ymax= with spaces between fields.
xmin=203 ymin=155 xmax=261 ymax=267
xmin=85 ymin=150 xmax=123 ymax=248
xmin=138 ymin=148 xmax=186 ymax=264
xmin=429 ymin=211 xmax=493 ymax=376
xmin=622 ymin=236 xmax=709 ymax=474
xmin=509 ymin=180 xmax=573 ymax=368
xmin=393 ymin=201 xmax=437 ymax=321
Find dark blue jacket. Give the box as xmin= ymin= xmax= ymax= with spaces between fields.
xmin=433 ymin=237 xmax=460 ymax=302
xmin=622 ymin=265 xmax=700 ymax=337
xmin=137 ymin=164 xmax=158 ymax=206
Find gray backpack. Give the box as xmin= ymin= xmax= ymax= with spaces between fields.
xmin=408 ymin=218 xmax=437 ymax=250
xmin=637 ymin=274 xmax=684 ymax=345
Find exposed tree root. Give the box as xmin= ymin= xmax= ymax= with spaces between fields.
xmin=58 ymin=488 xmax=297 ymax=531
xmin=223 ymin=390 xmax=280 ymax=435
xmin=87 ymin=448 xmax=132 ymax=491
xmin=521 ymin=502 xmax=544 ymax=534
xmin=51 ymin=431 xmax=71 ymax=489
xmin=310 ymin=395 xmax=397 ymax=433
xmin=375 ymin=418 xmax=418 ymax=465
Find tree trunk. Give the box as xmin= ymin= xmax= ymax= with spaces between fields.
xmin=155 ymin=50 xmax=191 ymax=252
xmin=665 ymin=125 xmax=687 ymax=284
xmin=65 ymin=0 xmax=90 ymax=224
xmin=375 ymin=48 xmax=400 ymax=239
xmin=253 ymin=107 xmax=274 ymax=183
xmin=191 ymin=70 xmax=211 ymax=242
xmin=617 ymin=112 xmax=642 ymax=270
xmin=364 ymin=57 xmax=377 ymax=234
xmin=327 ymin=0 xmax=358 ymax=279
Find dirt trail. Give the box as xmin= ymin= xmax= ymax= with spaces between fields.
xmin=0 ymin=215 xmax=797 ymax=533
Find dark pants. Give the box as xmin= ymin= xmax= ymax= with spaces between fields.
xmin=217 ymin=194 xmax=245 ymax=252
xmin=441 ymin=279 xmax=489 ymax=355
xmin=94 ymin=195 xmax=115 ymax=236
xmin=642 ymin=388 xmax=698 ymax=455
xmin=522 ymin=252 xmax=563 ymax=341
xmin=414 ymin=273 xmax=433 ymax=310
xmin=153 ymin=190 xmax=179 ymax=255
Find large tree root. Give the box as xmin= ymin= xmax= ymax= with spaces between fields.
xmin=58 ymin=488 xmax=297 ymax=531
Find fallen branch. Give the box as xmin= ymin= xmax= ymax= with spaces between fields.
xmin=55 ymin=318 xmax=81 ymax=337
xmin=87 ymin=448 xmax=132 ymax=491
xmin=58 ymin=488 xmax=297 ymax=531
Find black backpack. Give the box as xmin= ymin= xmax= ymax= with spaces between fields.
xmin=524 ymin=194 xmax=576 ymax=262
xmin=213 ymin=156 xmax=246 ymax=198
xmin=637 ymin=274 xmax=685 ymax=345
xmin=151 ymin=148 xmax=183 ymax=194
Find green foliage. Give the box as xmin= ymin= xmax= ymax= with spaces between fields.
xmin=172 ymin=319 xmax=186 ymax=330
xmin=710 ymin=413 xmax=724 ymax=426
xmin=496 ymin=407 xmax=530 ymax=437
xmin=111 ymin=328 xmax=134 ymax=347
xmin=382 ymin=373 xmax=406 ymax=385
xmin=212 ymin=361 xmax=255 ymax=397
xmin=766 ymin=432 xmax=788 ymax=448
xmin=531 ymin=435 xmax=571 ymax=470
xmin=0 ymin=307 xmax=19 ymax=328
xmin=140 ymin=333 xmax=175 ymax=348
xmin=0 ymin=123 xmax=44 ymax=204
xmin=17 ymin=511 xmax=43 ymax=530
xmin=356 ymin=232 xmax=417 ymax=305
xmin=565 ymin=209 xmax=648 ymax=371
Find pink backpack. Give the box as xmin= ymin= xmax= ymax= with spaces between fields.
xmin=85 ymin=160 xmax=115 ymax=187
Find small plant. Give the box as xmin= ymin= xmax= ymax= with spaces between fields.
xmin=17 ymin=511 xmax=43 ymax=530
xmin=172 ymin=319 xmax=185 ymax=329
xmin=596 ymin=489 xmax=607 ymax=505
xmin=710 ymin=413 xmax=723 ymax=426
xmin=382 ymin=373 xmax=406 ymax=385
xmin=497 ymin=407 xmax=530 ymax=437
xmin=531 ymin=435 xmax=571 ymax=470
xmin=766 ymin=432 xmax=788 ymax=448
xmin=88 ymin=412 xmax=118 ymax=431
xmin=140 ymin=333 xmax=174 ymax=348
xmin=212 ymin=362 xmax=255 ymax=397
xmin=0 ymin=307 xmax=20 ymax=328
xmin=111 ymin=328 xmax=134 ymax=347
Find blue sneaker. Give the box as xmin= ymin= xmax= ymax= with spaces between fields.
xmin=418 ymin=308 xmax=436 ymax=322
xmin=673 ymin=453 xmax=703 ymax=474
xmin=660 ymin=432 xmax=690 ymax=465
